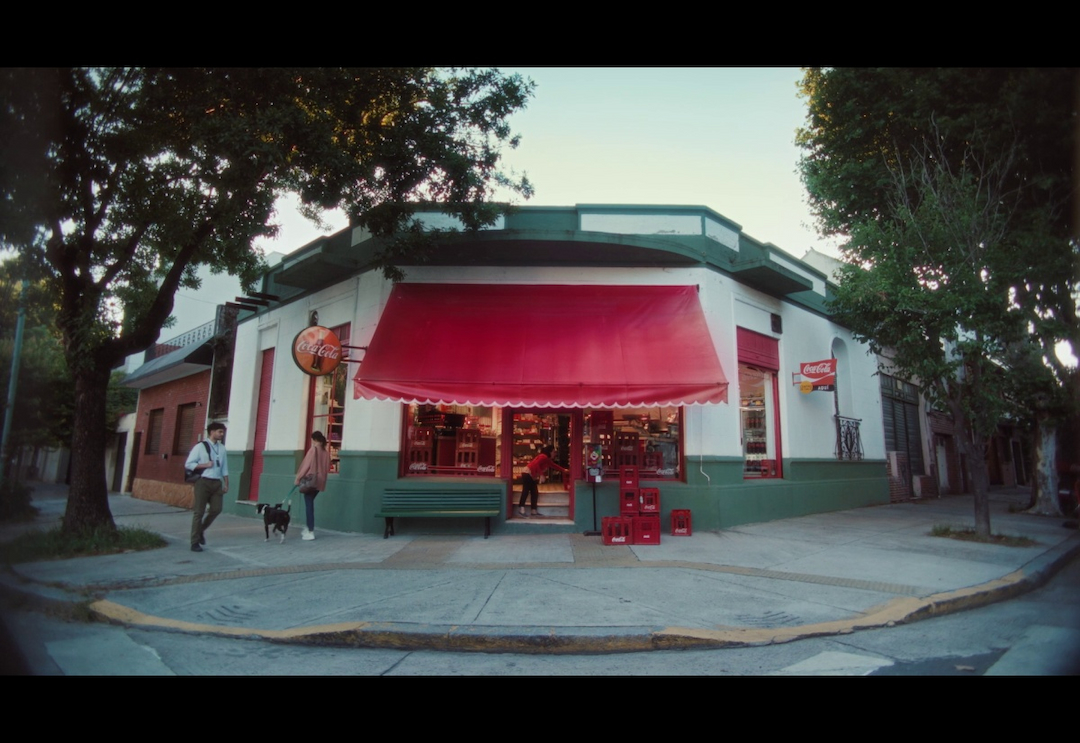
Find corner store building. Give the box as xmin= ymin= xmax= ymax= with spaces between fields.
xmin=221 ymin=205 xmax=888 ymax=533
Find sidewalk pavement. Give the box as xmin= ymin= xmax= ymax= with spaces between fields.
xmin=1 ymin=483 xmax=1077 ymax=655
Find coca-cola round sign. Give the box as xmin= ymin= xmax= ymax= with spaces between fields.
xmin=292 ymin=326 xmax=343 ymax=377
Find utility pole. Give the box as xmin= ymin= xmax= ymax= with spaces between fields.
xmin=1 ymin=280 xmax=28 ymax=480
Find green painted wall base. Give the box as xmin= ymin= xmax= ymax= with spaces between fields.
xmin=572 ymin=458 xmax=888 ymax=532
xmin=224 ymin=451 xmax=888 ymax=536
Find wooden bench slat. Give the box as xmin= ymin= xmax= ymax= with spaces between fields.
xmin=377 ymin=489 xmax=505 ymax=539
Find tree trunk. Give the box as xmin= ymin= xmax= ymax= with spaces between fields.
xmin=1027 ymin=416 xmax=1062 ymax=516
xmin=967 ymin=432 xmax=992 ymax=538
xmin=61 ymin=362 xmax=116 ymax=535
xmin=950 ymin=399 xmax=992 ymax=538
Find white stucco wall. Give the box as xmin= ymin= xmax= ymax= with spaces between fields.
xmin=232 ymin=276 xmax=360 ymax=453
xmin=229 ymin=263 xmax=884 ymax=464
xmin=774 ymin=302 xmax=884 ymax=461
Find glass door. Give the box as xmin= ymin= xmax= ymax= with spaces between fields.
xmin=506 ymin=409 xmax=575 ymax=520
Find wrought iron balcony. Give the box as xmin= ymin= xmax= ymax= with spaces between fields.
xmin=145 ymin=319 xmax=216 ymax=360
xmin=835 ymin=415 xmax=863 ymax=461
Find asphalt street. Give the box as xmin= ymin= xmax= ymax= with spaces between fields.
xmin=1 ymin=482 xmax=1077 ymax=674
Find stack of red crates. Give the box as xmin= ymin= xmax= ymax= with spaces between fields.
xmin=603 ymin=464 xmax=639 ymax=544
xmin=611 ymin=466 xmax=660 ymax=545
xmin=619 ymin=464 xmax=639 ymax=515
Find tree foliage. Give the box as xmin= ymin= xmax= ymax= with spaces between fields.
xmin=0 ymin=266 xmax=73 ymax=454
xmin=0 ymin=67 xmax=534 ymax=534
xmin=798 ymin=67 xmax=1078 ymax=534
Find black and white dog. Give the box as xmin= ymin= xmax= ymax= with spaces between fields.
xmin=256 ymin=503 xmax=291 ymax=543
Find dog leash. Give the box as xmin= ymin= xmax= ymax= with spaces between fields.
xmin=281 ymin=484 xmax=298 ymax=510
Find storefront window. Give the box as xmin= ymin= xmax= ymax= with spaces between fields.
xmin=402 ymin=403 xmax=501 ymax=477
xmin=307 ymin=323 xmax=349 ymax=474
xmin=739 ymin=364 xmax=781 ymax=478
xmin=398 ymin=404 xmax=682 ymax=481
xmin=736 ymin=327 xmax=782 ymax=479
xmin=582 ymin=407 xmax=681 ymax=479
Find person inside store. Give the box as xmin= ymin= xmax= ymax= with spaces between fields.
xmin=518 ymin=445 xmax=568 ymax=518
xmin=295 ymin=430 xmax=330 ymax=540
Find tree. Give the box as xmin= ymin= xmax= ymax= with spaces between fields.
xmin=798 ymin=67 xmax=1077 ymax=536
xmin=0 ymin=67 xmax=534 ymax=535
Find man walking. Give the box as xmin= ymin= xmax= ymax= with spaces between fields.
xmin=186 ymin=422 xmax=229 ymax=552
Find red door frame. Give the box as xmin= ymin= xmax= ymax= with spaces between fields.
xmin=737 ymin=328 xmax=783 ymax=479
xmin=502 ymin=408 xmax=578 ymax=519
xmin=249 ymin=348 xmax=275 ymax=501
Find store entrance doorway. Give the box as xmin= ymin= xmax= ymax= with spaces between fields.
xmin=507 ymin=410 xmax=574 ymax=522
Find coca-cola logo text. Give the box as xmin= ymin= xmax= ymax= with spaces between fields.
xmin=295 ymin=340 xmax=342 ymax=360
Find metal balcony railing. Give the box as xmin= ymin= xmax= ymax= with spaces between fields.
xmin=146 ymin=319 xmax=216 ymax=360
xmin=835 ymin=415 xmax=864 ymax=461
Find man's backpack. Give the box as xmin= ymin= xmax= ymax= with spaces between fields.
xmin=184 ymin=441 xmax=212 ymax=483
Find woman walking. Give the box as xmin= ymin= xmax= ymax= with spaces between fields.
xmin=295 ymin=431 xmax=330 ymax=540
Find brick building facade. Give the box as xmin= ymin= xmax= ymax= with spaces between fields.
xmin=123 ymin=306 xmax=240 ymax=507
xmin=130 ymin=370 xmax=212 ymax=507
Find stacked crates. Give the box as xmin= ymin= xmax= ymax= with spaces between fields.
xmin=619 ymin=465 xmax=640 ymax=514
xmin=614 ymin=466 xmax=661 ymax=545
xmin=603 ymin=467 xmax=690 ymax=543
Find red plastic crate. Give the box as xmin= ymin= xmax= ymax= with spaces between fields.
xmin=620 ymin=487 xmax=640 ymax=515
xmin=602 ymin=516 xmax=634 ymax=546
xmin=632 ymin=515 xmax=661 ymax=545
xmin=639 ymin=487 xmax=660 ymax=514
xmin=671 ymin=509 xmax=692 ymax=536
xmin=620 ymin=465 xmax=639 ymax=490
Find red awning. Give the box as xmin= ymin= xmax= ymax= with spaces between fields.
xmin=353 ymin=284 xmax=728 ymax=407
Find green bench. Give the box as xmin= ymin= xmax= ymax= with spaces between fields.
xmin=376 ymin=489 xmax=504 ymax=539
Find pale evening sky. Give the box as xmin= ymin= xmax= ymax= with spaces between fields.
xmin=254 ymin=67 xmax=840 ymax=261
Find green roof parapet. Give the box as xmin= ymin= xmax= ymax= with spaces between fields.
xmin=730 ymin=257 xmax=814 ymax=296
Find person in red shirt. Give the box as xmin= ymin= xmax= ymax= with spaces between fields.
xmin=518 ymin=445 xmax=568 ymax=518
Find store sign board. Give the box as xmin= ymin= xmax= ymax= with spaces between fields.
xmin=292 ymin=326 xmax=343 ymax=377
xmin=800 ymin=358 xmax=836 ymax=392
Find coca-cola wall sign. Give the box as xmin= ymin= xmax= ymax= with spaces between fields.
xmin=292 ymin=326 xmax=343 ymax=376
xmin=799 ymin=358 xmax=836 ymax=392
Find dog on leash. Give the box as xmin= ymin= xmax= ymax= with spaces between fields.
xmin=256 ymin=503 xmax=291 ymax=543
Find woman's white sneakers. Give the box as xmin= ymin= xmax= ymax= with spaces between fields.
xmin=302 ymin=528 xmax=315 ymax=541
